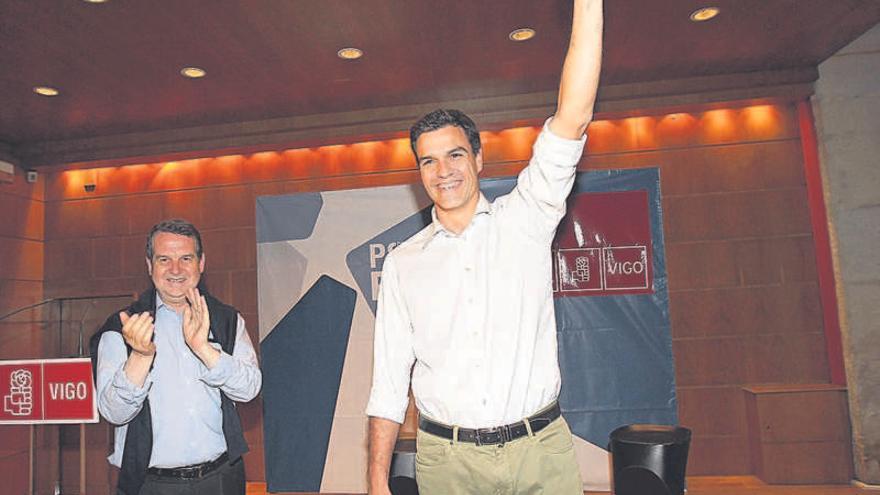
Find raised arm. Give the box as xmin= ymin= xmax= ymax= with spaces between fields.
xmin=550 ymin=0 xmax=604 ymax=139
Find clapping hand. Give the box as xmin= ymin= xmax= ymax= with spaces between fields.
xmin=183 ymin=287 xmax=220 ymax=368
xmin=120 ymin=311 xmax=155 ymax=357
xmin=120 ymin=310 xmax=155 ymax=386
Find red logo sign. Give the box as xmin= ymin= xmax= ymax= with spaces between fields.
xmin=553 ymin=190 xmax=654 ymax=297
xmin=0 ymin=358 xmax=98 ymax=424
xmin=557 ymin=248 xmax=603 ymax=292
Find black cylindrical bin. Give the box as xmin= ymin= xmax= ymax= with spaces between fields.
xmin=389 ymin=439 xmax=419 ymax=495
xmin=609 ymin=424 xmax=691 ymax=495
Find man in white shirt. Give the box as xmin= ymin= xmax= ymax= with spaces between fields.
xmin=366 ymin=1 xmax=603 ymax=493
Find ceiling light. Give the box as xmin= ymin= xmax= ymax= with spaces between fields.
xmin=509 ymin=28 xmax=536 ymax=42
xmin=83 ymin=0 xmax=109 ymax=3
xmin=180 ymin=67 xmax=207 ymax=78
xmin=337 ymin=47 xmax=363 ymax=60
xmin=33 ymin=86 xmax=60 ymax=97
xmin=690 ymin=7 xmax=720 ymax=22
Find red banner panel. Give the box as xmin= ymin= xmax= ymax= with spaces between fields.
xmin=0 ymin=358 xmax=97 ymax=424
xmin=553 ymin=190 xmax=654 ymax=297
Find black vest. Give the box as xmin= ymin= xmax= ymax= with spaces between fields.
xmin=89 ymin=289 xmax=249 ymax=495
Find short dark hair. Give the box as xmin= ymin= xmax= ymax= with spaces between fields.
xmin=146 ymin=219 xmax=203 ymax=260
xmin=409 ymin=109 xmax=482 ymax=161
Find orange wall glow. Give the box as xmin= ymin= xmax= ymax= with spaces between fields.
xmin=701 ymin=109 xmax=737 ymax=141
xmin=54 ymin=103 xmax=792 ymax=201
xmin=743 ymin=104 xmax=783 ymax=138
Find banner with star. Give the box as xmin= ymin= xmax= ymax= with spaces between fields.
xmin=256 ymin=167 xmax=676 ymax=493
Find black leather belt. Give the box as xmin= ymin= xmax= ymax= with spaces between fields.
xmin=418 ymin=402 xmax=561 ymax=446
xmin=147 ymin=452 xmax=228 ymax=479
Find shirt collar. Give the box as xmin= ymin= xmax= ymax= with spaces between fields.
xmin=422 ymin=193 xmax=492 ymax=249
xmin=155 ymin=292 xmax=171 ymax=313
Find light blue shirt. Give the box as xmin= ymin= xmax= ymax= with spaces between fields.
xmin=96 ymin=294 xmax=262 ymax=468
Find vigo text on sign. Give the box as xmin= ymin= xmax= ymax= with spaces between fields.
xmin=0 ymin=358 xmax=98 ymax=424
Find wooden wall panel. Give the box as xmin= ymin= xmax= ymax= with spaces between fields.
xmin=0 ymin=424 xmax=30 ymax=455
xmin=121 ymin=235 xmax=148 ymax=278
xmin=670 ymin=283 xmax=824 ymax=338
xmin=745 ymin=385 xmax=853 ymax=483
xmin=0 ymin=162 xmax=45 ymax=495
xmin=230 ymin=270 xmax=259 ymax=317
xmin=44 ymin=238 xmax=91 ymax=282
xmin=678 ymin=386 xmax=748 ymax=439
xmin=32 ymin=100 xmax=836 ymax=483
xmin=91 ymin=236 xmax=124 ymax=279
xmin=0 ymin=279 xmax=44 ymax=318
xmin=238 ymin=399 xmax=265 ymax=482
xmin=0 ymin=192 xmax=44 ymax=240
xmin=689 ymin=434 xmax=751 ymax=475
xmin=0 ymin=237 xmax=44 ymax=281
xmin=0 ymin=451 xmax=31 ymax=495
xmin=198 ymin=186 xmax=256 ymax=230
xmin=665 ymin=189 xmax=812 ymax=241
xmin=0 ymin=322 xmax=50 ymax=360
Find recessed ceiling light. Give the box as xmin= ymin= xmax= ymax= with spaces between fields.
xmin=83 ymin=0 xmax=109 ymax=3
xmin=690 ymin=7 xmax=720 ymax=22
xmin=180 ymin=67 xmax=207 ymax=78
xmin=33 ymin=86 xmax=60 ymax=97
xmin=337 ymin=47 xmax=363 ymax=60
xmin=509 ymin=28 xmax=536 ymax=42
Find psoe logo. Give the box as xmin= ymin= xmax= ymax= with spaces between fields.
xmin=346 ymin=207 xmax=433 ymax=315
xmin=4 ymin=369 xmax=33 ymax=416
xmin=556 ymin=248 xmax=603 ymax=292
xmin=367 ymin=242 xmax=400 ymax=302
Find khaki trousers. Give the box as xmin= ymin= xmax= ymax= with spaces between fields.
xmin=415 ymin=416 xmax=583 ymax=495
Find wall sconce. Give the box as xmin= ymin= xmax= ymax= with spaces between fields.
xmin=84 ymin=184 xmax=96 ymax=193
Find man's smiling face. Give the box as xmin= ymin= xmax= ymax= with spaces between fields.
xmin=147 ymin=232 xmax=204 ymax=311
xmin=416 ymin=125 xmax=483 ymax=222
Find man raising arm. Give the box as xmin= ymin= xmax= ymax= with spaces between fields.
xmin=367 ymin=1 xmax=603 ymax=494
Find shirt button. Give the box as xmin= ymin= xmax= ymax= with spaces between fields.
xmin=464 ymin=266 xmax=472 ymax=272
xmin=468 ymin=298 xmax=474 ymax=304
xmin=482 ymin=399 xmax=488 ymax=406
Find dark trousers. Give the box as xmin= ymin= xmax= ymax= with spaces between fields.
xmin=137 ymin=458 xmax=245 ymax=495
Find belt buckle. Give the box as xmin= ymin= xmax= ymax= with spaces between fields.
xmin=497 ymin=424 xmax=511 ymax=445
xmin=180 ymin=465 xmax=201 ymax=479
xmin=181 ymin=461 xmax=210 ymax=479
xmin=478 ymin=425 xmax=510 ymax=446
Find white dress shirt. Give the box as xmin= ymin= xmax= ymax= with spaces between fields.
xmin=366 ymin=119 xmax=587 ymax=428
xmin=97 ymin=294 xmax=262 ymax=468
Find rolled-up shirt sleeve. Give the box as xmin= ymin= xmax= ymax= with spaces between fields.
xmin=96 ymin=331 xmax=151 ymax=425
xmin=199 ymin=314 xmax=262 ymax=402
xmin=503 ymin=117 xmax=588 ymax=239
xmin=365 ymin=254 xmax=415 ymax=424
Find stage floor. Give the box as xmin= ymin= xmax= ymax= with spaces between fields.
xmin=247 ymin=476 xmax=876 ymax=494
